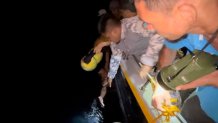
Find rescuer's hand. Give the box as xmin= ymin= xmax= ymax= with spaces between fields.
xmin=152 ymin=83 xmax=171 ymax=111
xmin=139 ymin=65 xmax=152 ymax=80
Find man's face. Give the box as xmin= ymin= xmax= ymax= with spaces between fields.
xmin=134 ymin=0 xmax=189 ymax=41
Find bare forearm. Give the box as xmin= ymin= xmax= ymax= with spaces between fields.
xmin=158 ymin=46 xmax=177 ymax=69
xmin=94 ymin=41 xmax=111 ymax=53
xmin=100 ymin=42 xmax=110 ymax=47
xmin=176 ymin=71 xmax=218 ymax=90
xmin=192 ymin=71 xmax=218 ymax=87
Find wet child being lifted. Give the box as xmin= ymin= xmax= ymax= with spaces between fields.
xmin=94 ymin=13 xmax=164 ymax=107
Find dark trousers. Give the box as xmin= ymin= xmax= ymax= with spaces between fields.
xmin=181 ymin=95 xmax=215 ymax=123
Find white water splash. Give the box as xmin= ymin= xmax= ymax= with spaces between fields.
xmin=83 ymin=99 xmax=104 ymax=123
xmin=72 ymin=99 xmax=104 ymax=123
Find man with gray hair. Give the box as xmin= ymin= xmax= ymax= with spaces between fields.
xmin=134 ymin=0 xmax=218 ymax=122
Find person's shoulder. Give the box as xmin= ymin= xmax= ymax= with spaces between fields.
xmin=121 ymin=16 xmax=140 ymax=24
xmin=186 ymin=34 xmax=205 ymax=41
xmin=185 ymin=34 xmax=207 ymax=45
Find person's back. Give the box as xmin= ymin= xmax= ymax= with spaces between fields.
xmin=116 ymin=16 xmax=157 ymax=60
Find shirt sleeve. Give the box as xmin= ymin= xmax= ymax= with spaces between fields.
xmin=140 ymin=34 xmax=164 ymax=66
xmin=164 ymin=40 xmax=184 ymax=51
xmin=107 ymin=43 xmax=123 ymax=79
xmin=121 ymin=16 xmax=155 ymax=38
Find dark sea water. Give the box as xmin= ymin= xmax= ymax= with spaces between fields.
xmin=14 ymin=1 xmax=124 ymax=123
xmin=50 ymin=0 xmax=124 ymax=123
xmin=53 ymin=61 xmax=123 ymax=123
xmin=22 ymin=1 xmax=125 ymax=122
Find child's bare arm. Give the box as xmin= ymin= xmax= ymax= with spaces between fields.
xmin=94 ymin=41 xmax=111 ymax=53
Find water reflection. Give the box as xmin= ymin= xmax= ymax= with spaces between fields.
xmin=72 ymin=99 xmax=103 ymax=123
